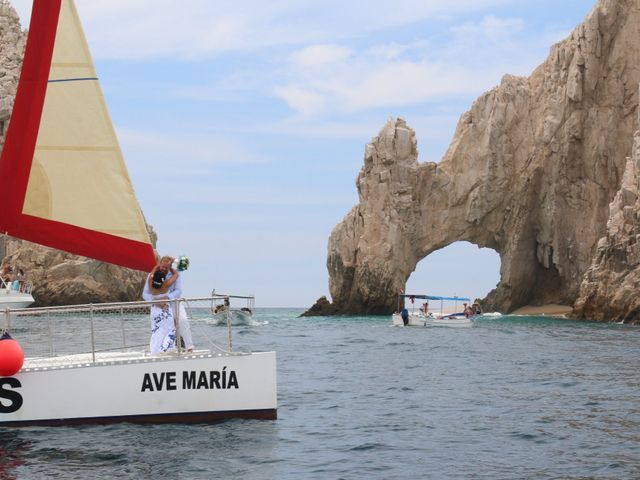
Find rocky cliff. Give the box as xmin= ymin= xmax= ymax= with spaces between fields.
xmin=314 ymin=0 xmax=640 ymax=319
xmin=0 ymin=1 xmax=25 ymax=149
xmin=573 ymin=86 xmax=640 ymax=322
xmin=1 ymin=232 xmax=156 ymax=306
xmin=0 ymin=2 xmax=154 ymax=306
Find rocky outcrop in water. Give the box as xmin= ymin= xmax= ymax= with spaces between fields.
xmin=0 ymin=2 xmax=156 ymax=306
xmin=573 ymin=88 xmax=640 ymax=322
xmin=311 ymin=0 xmax=640 ymax=318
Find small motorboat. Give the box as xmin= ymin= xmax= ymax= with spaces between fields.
xmin=210 ymin=293 xmax=256 ymax=326
xmin=0 ymin=279 xmax=34 ymax=309
xmin=392 ymin=294 xmax=478 ymax=328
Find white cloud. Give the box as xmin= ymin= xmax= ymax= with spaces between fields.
xmin=10 ymin=0 xmax=550 ymax=120
xmin=10 ymin=0 xmax=510 ymax=60
xmin=451 ymin=14 xmax=524 ymax=46
xmin=272 ymin=47 xmax=513 ymax=116
xmin=253 ymin=115 xmax=384 ymax=140
xmin=366 ymin=40 xmax=429 ymax=61
xmin=272 ymin=86 xmax=326 ymax=117
xmin=147 ymin=182 xmax=356 ymax=208
xmin=119 ymin=128 xmax=269 ymax=177
xmin=266 ymin=9 xmax=563 ymax=118
xmin=342 ymin=61 xmax=480 ymax=110
xmin=289 ymin=44 xmax=352 ymax=69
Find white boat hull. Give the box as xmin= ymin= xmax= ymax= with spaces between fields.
xmin=0 ymin=351 xmax=277 ymax=426
xmin=428 ymin=316 xmax=474 ymax=328
xmin=0 ymin=289 xmax=34 ymax=309
xmin=392 ymin=313 xmax=474 ymax=328
xmin=212 ymin=309 xmax=254 ymax=325
xmin=392 ymin=313 xmax=428 ymax=327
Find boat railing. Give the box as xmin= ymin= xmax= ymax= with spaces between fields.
xmin=1 ymin=295 xmax=249 ymax=364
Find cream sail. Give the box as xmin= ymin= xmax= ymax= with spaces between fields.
xmin=0 ymin=0 xmax=155 ymax=271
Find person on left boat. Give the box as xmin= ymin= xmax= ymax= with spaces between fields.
xmin=1 ymin=266 xmax=13 ymax=287
xmin=16 ymin=269 xmax=25 ymax=292
xmin=143 ymin=256 xmax=180 ymax=354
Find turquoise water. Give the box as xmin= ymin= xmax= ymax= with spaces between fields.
xmin=1 ymin=310 xmax=639 ymax=479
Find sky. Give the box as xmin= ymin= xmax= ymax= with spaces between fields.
xmin=11 ymin=0 xmax=594 ymax=307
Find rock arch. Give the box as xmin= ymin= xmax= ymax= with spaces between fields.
xmin=320 ymin=0 xmax=640 ymax=315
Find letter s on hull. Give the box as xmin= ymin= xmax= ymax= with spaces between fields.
xmin=0 ymin=378 xmax=23 ymax=413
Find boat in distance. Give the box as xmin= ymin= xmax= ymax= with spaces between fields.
xmin=392 ymin=294 xmax=477 ymax=328
xmin=0 ymin=279 xmax=34 ymax=309
xmin=209 ymin=292 xmax=257 ymax=326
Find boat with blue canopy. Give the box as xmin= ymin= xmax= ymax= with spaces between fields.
xmin=392 ymin=293 xmax=478 ymax=328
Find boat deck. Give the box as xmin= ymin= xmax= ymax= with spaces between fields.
xmin=22 ymin=349 xmax=250 ymax=371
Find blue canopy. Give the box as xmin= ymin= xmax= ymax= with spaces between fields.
xmin=399 ymin=294 xmax=471 ymax=302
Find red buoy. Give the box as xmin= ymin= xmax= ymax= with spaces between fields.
xmin=0 ymin=332 xmax=24 ymax=376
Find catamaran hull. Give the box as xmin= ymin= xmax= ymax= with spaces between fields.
xmin=0 ymin=351 xmax=276 ymax=427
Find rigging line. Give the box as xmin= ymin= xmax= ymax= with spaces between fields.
xmin=48 ymin=77 xmax=98 ymax=83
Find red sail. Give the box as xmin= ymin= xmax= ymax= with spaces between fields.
xmin=0 ymin=0 xmax=155 ymax=272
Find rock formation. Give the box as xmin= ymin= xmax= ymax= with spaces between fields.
xmin=0 ymin=2 xmax=155 ymax=306
xmin=0 ymin=0 xmax=25 ymax=149
xmin=573 ymin=87 xmax=640 ymax=322
xmin=311 ymin=0 xmax=640 ymax=318
xmin=0 ymin=231 xmax=156 ymax=306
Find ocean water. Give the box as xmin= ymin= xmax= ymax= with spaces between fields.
xmin=1 ymin=309 xmax=640 ymax=479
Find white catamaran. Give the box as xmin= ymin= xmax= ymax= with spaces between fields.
xmin=0 ymin=0 xmax=276 ymax=426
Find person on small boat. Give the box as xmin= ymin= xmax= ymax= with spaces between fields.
xmin=1 ymin=265 xmax=13 ymax=287
xmin=400 ymin=308 xmax=409 ymax=326
xmin=463 ymin=302 xmax=474 ymax=318
xmin=421 ymin=302 xmax=429 ymax=315
xmin=17 ymin=268 xmax=25 ymax=292
xmin=213 ymin=296 xmax=231 ymax=315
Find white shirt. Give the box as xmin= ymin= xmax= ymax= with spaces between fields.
xmin=142 ymin=270 xmax=183 ymax=301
